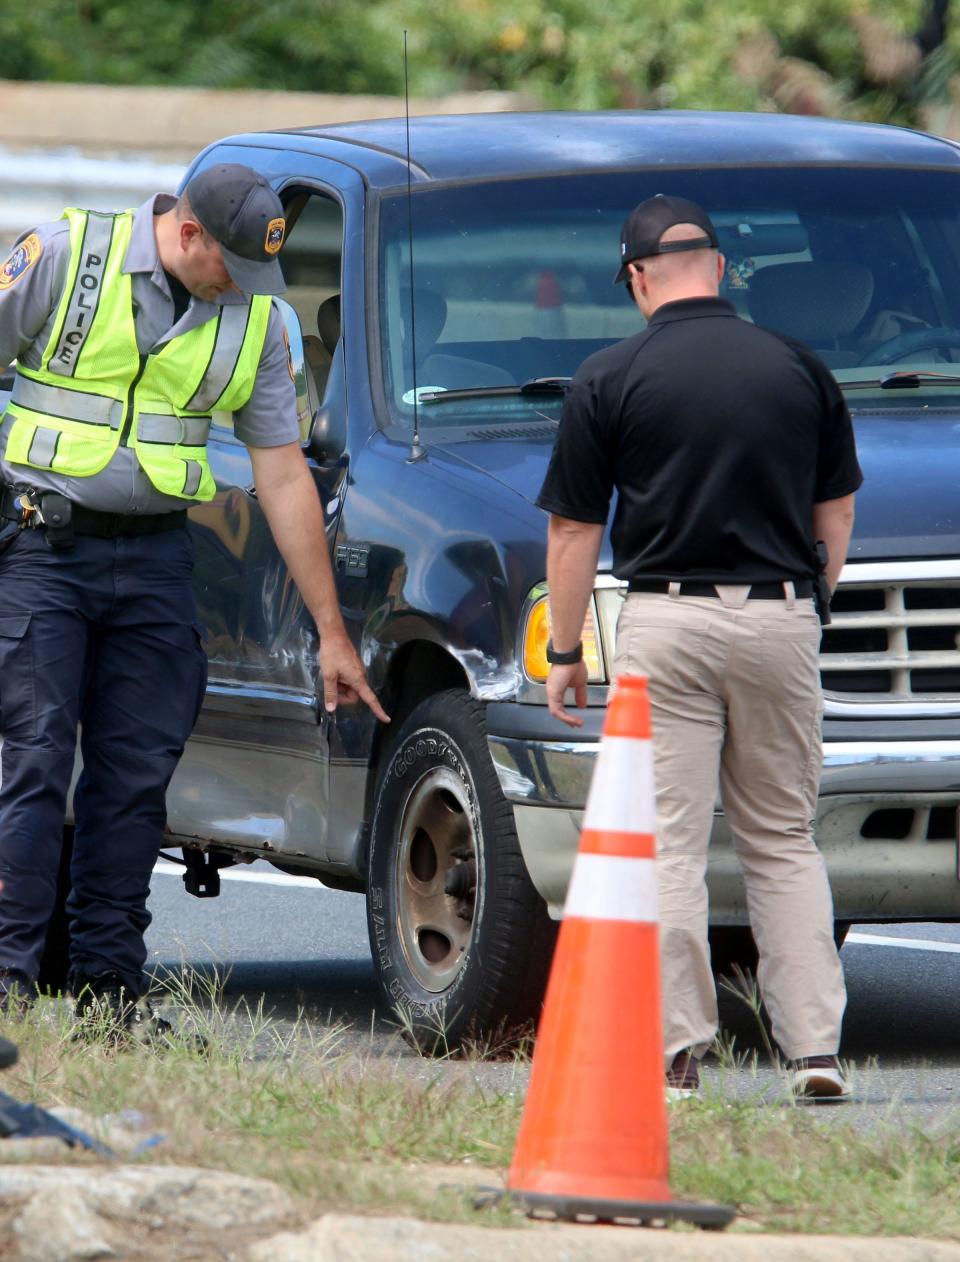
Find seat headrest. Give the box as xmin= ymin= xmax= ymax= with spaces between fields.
xmin=317 ymin=295 xmax=341 ymax=356
xmin=746 ymin=262 xmax=874 ymax=340
xmin=401 ymin=288 xmax=448 ymax=349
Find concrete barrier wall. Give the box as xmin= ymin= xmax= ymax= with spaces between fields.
xmin=0 ymin=80 xmax=529 ymax=252
xmin=0 ymin=80 xmax=528 ymax=157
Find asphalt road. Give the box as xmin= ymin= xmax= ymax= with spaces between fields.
xmin=144 ymin=859 xmax=960 ymax=1121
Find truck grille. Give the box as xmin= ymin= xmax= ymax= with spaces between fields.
xmin=821 ymin=572 xmax=960 ymax=701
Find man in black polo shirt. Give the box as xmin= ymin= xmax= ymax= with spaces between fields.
xmin=537 ymin=194 xmax=862 ymax=1102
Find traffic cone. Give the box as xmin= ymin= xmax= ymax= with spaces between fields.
xmin=507 ymin=675 xmax=734 ymax=1227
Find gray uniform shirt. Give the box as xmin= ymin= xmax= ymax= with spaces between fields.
xmin=0 ymin=193 xmax=299 ymax=514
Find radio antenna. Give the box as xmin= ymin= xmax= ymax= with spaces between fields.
xmin=404 ymin=30 xmax=426 ymax=463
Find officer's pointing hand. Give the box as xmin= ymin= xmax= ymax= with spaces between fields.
xmin=546 ymin=660 xmax=588 ymax=727
xmin=319 ymin=631 xmax=390 ymax=723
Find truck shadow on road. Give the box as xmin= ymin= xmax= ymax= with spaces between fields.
xmin=150 ymin=934 xmax=960 ymax=1087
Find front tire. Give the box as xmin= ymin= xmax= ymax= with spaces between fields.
xmin=366 ymin=689 xmax=555 ymax=1052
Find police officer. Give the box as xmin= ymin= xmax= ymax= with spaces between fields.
xmin=537 ymin=195 xmax=862 ymax=1101
xmin=0 ymin=163 xmax=388 ymax=1038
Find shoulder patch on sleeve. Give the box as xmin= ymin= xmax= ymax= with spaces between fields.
xmin=281 ymin=325 xmax=295 ymax=381
xmin=0 ymin=234 xmax=42 ymax=291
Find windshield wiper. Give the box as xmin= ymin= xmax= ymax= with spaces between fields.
xmin=842 ymin=370 xmax=960 ymax=390
xmin=418 ymin=376 xmax=571 ymax=403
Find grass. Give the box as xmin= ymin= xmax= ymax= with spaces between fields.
xmin=669 ymin=1083 xmax=960 ymax=1237
xmin=0 ymin=965 xmax=959 ymax=1243
xmin=0 ymin=967 xmax=523 ymax=1230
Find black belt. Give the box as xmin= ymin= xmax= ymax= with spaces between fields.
xmin=1 ymin=486 xmax=186 ymax=538
xmin=68 ymin=505 xmax=187 ymax=538
xmin=628 ymin=579 xmax=814 ymax=599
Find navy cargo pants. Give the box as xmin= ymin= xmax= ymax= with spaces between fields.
xmin=0 ymin=523 xmax=207 ymax=997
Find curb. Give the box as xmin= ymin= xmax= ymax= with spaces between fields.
xmin=248 ymin=1214 xmax=960 ymax=1262
xmin=0 ymin=1162 xmax=294 ymax=1261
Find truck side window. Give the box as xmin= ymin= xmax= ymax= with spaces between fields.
xmin=278 ymin=191 xmax=344 ymax=401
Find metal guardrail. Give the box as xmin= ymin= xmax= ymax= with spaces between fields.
xmin=0 ymin=146 xmax=186 ymax=253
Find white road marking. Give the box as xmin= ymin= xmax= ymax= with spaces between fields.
xmin=153 ymin=860 xmax=320 ymax=889
xmin=846 ymin=931 xmax=960 ymax=956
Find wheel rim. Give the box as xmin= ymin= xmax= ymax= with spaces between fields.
xmin=394 ymin=764 xmax=480 ymax=993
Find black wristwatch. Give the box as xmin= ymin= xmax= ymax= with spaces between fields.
xmin=546 ymin=639 xmax=584 ymax=665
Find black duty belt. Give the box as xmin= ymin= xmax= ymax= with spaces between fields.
xmin=627 ymin=579 xmax=814 ymax=599
xmin=65 ymin=505 xmax=187 ymax=538
xmin=1 ymin=485 xmax=186 ymax=539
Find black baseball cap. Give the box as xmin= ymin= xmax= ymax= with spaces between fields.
xmin=184 ymin=163 xmax=287 ymax=296
xmin=614 ymin=194 xmax=719 ymax=284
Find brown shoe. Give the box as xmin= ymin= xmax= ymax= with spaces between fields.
xmin=666 ymin=1050 xmax=700 ymax=1101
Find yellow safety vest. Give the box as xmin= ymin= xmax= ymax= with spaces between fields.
xmin=4 ymin=208 xmax=271 ymax=502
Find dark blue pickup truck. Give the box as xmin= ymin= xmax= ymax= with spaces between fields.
xmin=28 ymin=109 xmax=960 ymax=1047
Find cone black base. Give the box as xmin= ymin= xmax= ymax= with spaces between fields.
xmin=509 ymin=1190 xmax=736 ymax=1229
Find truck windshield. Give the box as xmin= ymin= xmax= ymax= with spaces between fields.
xmin=378 ymin=166 xmax=960 ymax=428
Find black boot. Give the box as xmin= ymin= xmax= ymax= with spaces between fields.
xmin=70 ymin=972 xmax=202 ymax=1051
xmin=0 ymin=970 xmax=34 ymax=1017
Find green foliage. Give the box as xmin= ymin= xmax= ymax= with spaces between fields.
xmin=3 ymin=0 xmax=954 ymax=125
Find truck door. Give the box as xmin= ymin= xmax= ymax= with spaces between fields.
xmin=168 ymin=189 xmax=350 ymax=863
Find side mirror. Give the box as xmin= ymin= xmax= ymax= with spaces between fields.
xmin=272 ymin=298 xmax=316 ymax=445
xmin=310 ymin=341 xmax=347 ymax=466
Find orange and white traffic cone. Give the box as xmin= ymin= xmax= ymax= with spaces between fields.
xmin=507 ymin=675 xmax=733 ymax=1227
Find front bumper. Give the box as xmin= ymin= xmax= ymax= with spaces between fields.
xmin=486 ymin=705 xmax=960 ymax=921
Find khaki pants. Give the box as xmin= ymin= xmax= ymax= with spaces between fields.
xmin=613 ymin=587 xmax=846 ymax=1064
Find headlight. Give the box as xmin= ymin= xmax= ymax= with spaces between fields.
xmin=594 ymin=584 xmax=626 ymax=671
xmin=522 ymin=590 xmax=605 ymax=682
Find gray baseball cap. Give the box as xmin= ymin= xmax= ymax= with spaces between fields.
xmin=184 ymin=163 xmax=287 ymax=296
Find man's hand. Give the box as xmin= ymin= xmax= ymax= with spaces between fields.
xmin=249 ymin=443 xmax=390 ymax=724
xmin=543 ymin=515 xmax=603 ymax=727
xmin=546 ymin=659 xmax=589 ymax=727
xmin=319 ymin=629 xmax=390 ymax=722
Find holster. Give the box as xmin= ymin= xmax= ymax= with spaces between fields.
xmin=0 ymin=485 xmax=74 ymax=551
xmin=38 ymin=491 xmax=74 ymax=551
xmin=813 ymin=539 xmax=832 ymax=627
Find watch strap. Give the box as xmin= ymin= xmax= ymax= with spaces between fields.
xmin=546 ymin=639 xmax=584 ymax=665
